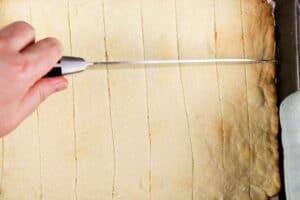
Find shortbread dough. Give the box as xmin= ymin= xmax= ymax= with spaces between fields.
xmin=0 ymin=0 xmax=279 ymax=199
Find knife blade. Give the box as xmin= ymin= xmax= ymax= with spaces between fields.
xmin=45 ymin=56 xmax=277 ymax=77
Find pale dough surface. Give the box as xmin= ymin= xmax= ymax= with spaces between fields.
xmin=0 ymin=0 xmax=279 ymax=199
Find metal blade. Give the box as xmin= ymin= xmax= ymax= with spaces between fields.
xmin=88 ymin=58 xmax=276 ymax=66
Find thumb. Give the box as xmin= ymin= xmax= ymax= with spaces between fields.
xmin=19 ymin=77 xmax=68 ymax=120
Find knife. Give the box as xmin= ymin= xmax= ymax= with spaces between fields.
xmin=45 ymin=56 xmax=277 ymax=77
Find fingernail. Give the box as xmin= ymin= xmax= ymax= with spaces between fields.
xmin=54 ymin=80 xmax=68 ymax=91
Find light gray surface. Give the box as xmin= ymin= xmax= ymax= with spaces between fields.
xmin=280 ymin=92 xmax=300 ymax=200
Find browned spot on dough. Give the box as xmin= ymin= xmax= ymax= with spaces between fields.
xmin=273 ymin=172 xmax=281 ymax=192
xmin=215 ymin=32 xmax=244 ymax=57
xmin=261 ymin=65 xmax=275 ymax=83
xmin=255 ymin=86 xmax=266 ymax=106
xmin=270 ymin=112 xmax=279 ymax=134
xmin=214 ymin=118 xmax=225 ymax=139
xmin=105 ymin=50 xmax=109 ymax=61
xmin=232 ymin=91 xmax=246 ymax=107
xmin=214 ymin=31 xmax=218 ymax=41
xmin=264 ymin=84 xmax=277 ymax=105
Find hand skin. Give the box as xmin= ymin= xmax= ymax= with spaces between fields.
xmin=0 ymin=21 xmax=68 ymax=137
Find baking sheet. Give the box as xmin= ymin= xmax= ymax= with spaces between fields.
xmin=277 ymin=0 xmax=300 ymax=101
xmin=275 ymin=0 xmax=299 ymax=199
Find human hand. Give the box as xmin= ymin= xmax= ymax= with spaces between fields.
xmin=0 ymin=21 xmax=68 ymax=137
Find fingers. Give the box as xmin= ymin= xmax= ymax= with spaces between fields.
xmin=21 ymin=37 xmax=63 ymax=83
xmin=19 ymin=77 xmax=68 ymax=120
xmin=0 ymin=21 xmax=35 ymax=52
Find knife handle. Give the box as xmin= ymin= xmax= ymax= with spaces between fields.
xmin=44 ymin=56 xmax=88 ymax=78
xmin=44 ymin=67 xmax=63 ymax=77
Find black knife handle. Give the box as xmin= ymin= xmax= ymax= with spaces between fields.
xmin=44 ymin=67 xmax=63 ymax=78
xmin=43 ymin=56 xmax=87 ymax=78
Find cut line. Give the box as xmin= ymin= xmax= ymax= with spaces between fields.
xmin=71 ymin=78 xmax=78 ymax=200
xmin=67 ymin=1 xmax=78 ymax=199
xmin=139 ymin=1 xmax=152 ymax=199
xmin=213 ymin=0 xmax=226 ymax=198
xmin=240 ymin=0 xmax=252 ymax=199
xmin=102 ymin=2 xmax=116 ymax=199
xmin=173 ymin=0 xmax=194 ymax=199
